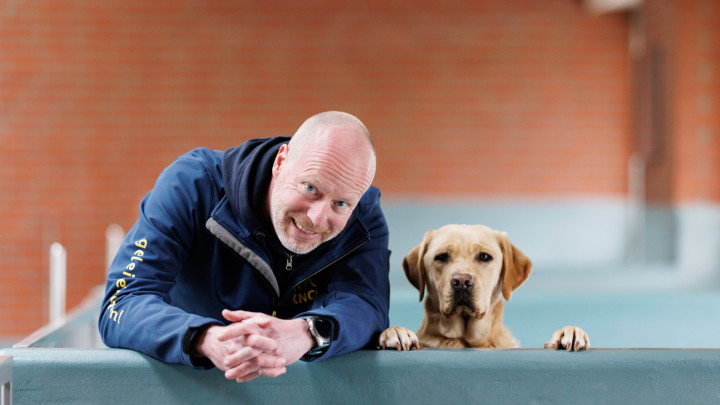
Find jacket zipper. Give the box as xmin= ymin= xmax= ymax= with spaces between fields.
xmin=272 ymin=237 xmax=371 ymax=313
xmin=272 ymin=253 xmax=292 ymax=316
xmin=285 ymin=253 xmax=294 ymax=271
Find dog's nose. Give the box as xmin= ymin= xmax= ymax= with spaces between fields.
xmin=451 ymin=273 xmax=474 ymax=290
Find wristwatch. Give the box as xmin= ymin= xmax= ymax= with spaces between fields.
xmin=303 ymin=316 xmax=331 ymax=354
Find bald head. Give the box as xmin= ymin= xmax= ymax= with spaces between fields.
xmin=290 ymin=111 xmax=374 ymax=152
xmin=287 ymin=111 xmax=376 ymax=189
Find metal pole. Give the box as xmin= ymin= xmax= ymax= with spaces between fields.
xmin=105 ymin=224 xmax=125 ymax=272
xmin=49 ymin=242 xmax=67 ymax=325
xmin=0 ymin=356 xmax=11 ymax=405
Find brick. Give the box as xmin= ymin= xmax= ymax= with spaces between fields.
xmin=1 ymin=0 xmax=709 ymax=338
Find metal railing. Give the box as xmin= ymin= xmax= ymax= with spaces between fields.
xmin=45 ymin=224 xmax=124 ymax=328
xmin=10 ymin=224 xmax=125 ymax=350
xmin=0 ymin=356 xmax=11 ymax=405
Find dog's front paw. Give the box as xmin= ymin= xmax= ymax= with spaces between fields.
xmin=379 ymin=326 xmax=419 ymax=351
xmin=544 ymin=325 xmax=590 ymax=351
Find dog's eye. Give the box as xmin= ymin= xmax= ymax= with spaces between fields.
xmin=477 ymin=253 xmax=492 ymax=262
xmin=434 ymin=253 xmax=449 ymax=263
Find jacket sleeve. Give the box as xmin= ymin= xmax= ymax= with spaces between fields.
xmin=98 ymin=150 xmax=222 ymax=368
xmin=297 ymin=187 xmax=391 ymax=361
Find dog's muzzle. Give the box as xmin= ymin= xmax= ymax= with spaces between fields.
xmin=451 ymin=273 xmax=475 ymax=308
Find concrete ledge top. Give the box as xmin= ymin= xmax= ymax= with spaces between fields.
xmin=3 ymin=347 xmax=720 ymax=404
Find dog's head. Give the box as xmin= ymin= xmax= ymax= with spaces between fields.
xmin=402 ymin=224 xmax=532 ymax=320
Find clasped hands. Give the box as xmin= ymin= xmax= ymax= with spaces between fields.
xmin=194 ymin=309 xmax=314 ymax=383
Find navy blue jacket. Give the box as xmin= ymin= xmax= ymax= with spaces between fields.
xmin=98 ymin=137 xmax=391 ymax=368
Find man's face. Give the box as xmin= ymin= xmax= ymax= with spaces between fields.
xmin=268 ymin=142 xmax=372 ymax=254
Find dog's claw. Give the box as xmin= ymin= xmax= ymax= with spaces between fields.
xmin=379 ymin=326 xmax=419 ymax=351
xmin=544 ymin=325 xmax=590 ymax=352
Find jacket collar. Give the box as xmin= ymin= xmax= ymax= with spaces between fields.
xmin=207 ymin=196 xmax=370 ymax=297
xmin=222 ymin=136 xmax=288 ymax=234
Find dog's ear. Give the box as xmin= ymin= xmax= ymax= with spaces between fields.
xmin=498 ymin=232 xmax=532 ymax=301
xmin=402 ymin=230 xmax=433 ymax=302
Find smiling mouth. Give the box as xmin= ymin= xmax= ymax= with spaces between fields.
xmin=294 ymin=219 xmax=318 ymax=235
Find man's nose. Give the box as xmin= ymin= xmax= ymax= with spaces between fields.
xmin=306 ymin=200 xmax=329 ymax=227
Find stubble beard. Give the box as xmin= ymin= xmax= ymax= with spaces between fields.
xmin=270 ymin=205 xmax=335 ymax=255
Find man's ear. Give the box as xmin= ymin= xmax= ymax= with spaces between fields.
xmin=402 ymin=230 xmax=433 ymax=302
xmin=272 ymin=144 xmax=289 ymax=176
xmin=498 ymin=232 xmax=532 ymax=302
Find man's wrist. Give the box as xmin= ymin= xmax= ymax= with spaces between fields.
xmin=301 ymin=316 xmax=332 ymax=356
xmin=183 ymin=324 xmax=217 ymax=369
xmin=190 ymin=326 xmax=211 ymax=357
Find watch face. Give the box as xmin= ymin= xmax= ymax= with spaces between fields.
xmin=313 ymin=317 xmax=332 ymax=340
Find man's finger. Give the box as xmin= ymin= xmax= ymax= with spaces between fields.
xmin=222 ymin=346 xmax=263 ymax=370
xmin=243 ymin=333 xmax=278 ymax=352
xmin=218 ymin=321 xmax=266 ymax=342
xmin=223 ymin=338 xmax=283 ymax=370
xmin=229 ymin=365 xmax=287 ymax=382
xmin=231 ymin=370 xmax=259 ymax=383
xmin=222 ymin=309 xmax=272 ymax=326
xmin=224 ymin=353 xmax=285 ymax=380
xmin=222 ymin=309 xmax=255 ymax=322
xmin=256 ymin=366 xmax=286 ymax=378
xmin=225 ymin=362 xmax=258 ymax=381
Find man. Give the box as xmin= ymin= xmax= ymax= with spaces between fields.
xmin=99 ymin=111 xmax=390 ymax=383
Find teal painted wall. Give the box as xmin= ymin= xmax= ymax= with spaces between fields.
xmin=383 ymin=200 xmax=720 ymax=293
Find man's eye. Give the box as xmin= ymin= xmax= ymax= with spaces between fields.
xmin=304 ymin=184 xmax=316 ymax=194
xmin=335 ymin=201 xmax=348 ymax=209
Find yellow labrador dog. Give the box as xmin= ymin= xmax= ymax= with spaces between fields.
xmin=379 ymin=224 xmax=589 ymax=351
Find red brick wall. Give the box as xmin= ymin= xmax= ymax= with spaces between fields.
xmin=635 ymin=0 xmax=720 ymax=204
xmin=0 ymin=0 xmax=633 ymax=337
xmin=673 ymin=0 xmax=720 ymax=202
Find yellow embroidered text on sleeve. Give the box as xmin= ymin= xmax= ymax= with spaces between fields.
xmin=108 ymin=238 xmax=148 ymax=324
